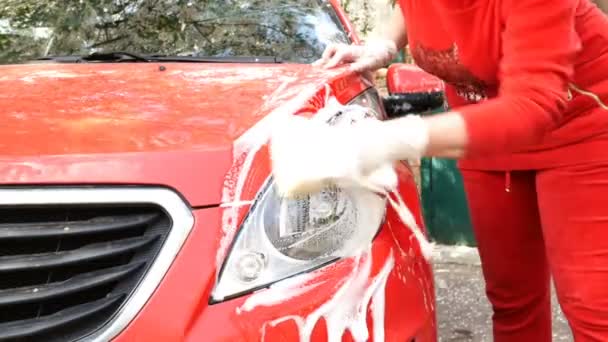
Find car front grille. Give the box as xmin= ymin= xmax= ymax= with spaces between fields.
xmin=0 ymin=188 xmax=194 ymax=342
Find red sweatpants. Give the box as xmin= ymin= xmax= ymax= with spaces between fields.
xmin=461 ymin=163 xmax=608 ymax=342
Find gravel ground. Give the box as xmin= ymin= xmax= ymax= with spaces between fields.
xmin=432 ymin=245 xmax=573 ymax=342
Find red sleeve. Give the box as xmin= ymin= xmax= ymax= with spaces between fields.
xmin=460 ymin=0 xmax=581 ymax=157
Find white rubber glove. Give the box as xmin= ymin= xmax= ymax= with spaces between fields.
xmin=313 ymin=39 xmax=398 ymax=74
xmin=270 ymin=114 xmax=429 ymax=198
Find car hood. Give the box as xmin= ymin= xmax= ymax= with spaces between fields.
xmin=0 ymin=63 xmax=368 ymax=206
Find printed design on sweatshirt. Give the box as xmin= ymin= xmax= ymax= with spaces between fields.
xmin=411 ymin=43 xmax=488 ymax=103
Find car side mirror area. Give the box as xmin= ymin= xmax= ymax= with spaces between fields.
xmin=382 ymin=63 xmax=445 ymax=118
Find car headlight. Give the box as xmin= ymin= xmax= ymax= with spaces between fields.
xmin=211 ymin=88 xmax=388 ymax=303
xmin=348 ymin=88 xmax=387 ymax=119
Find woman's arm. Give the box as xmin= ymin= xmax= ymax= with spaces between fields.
xmin=315 ymin=5 xmax=408 ymax=71
xmin=398 ymin=0 xmax=580 ymax=161
xmin=384 ymin=5 xmax=408 ymax=50
xmin=422 ymin=112 xmax=468 ymax=159
xmin=273 ymin=0 xmax=581 ymax=195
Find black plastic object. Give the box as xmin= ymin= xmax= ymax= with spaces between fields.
xmin=382 ymin=91 xmax=445 ymax=118
xmin=36 ymin=54 xmax=283 ymax=64
xmin=81 ymin=52 xmax=151 ymax=62
xmin=36 ymin=52 xmax=151 ymax=63
xmin=0 ymin=205 xmax=171 ymax=342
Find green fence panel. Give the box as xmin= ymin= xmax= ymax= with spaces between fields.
xmin=420 ymin=158 xmax=476 ymax=246
xmin=390 ymin=50 xmax=403 ymax=64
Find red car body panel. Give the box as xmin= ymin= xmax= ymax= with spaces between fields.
xmin=0 ymin=63 xmax=366 ymax=207
xmin=113 ymin=165 xmax=435 ymax=342
xmin=0 ymin=1 xmax=437 ymax=341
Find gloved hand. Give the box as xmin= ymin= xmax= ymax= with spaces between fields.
xmin=270 ymin=114 xmax=429 ymax=198
xmin=313 ymin=39 xmax=398 ymax=73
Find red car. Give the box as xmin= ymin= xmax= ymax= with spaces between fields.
xmin=0 ymin=1 xmax=437 ymax=341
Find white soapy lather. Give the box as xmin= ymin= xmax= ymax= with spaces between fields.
xmin=216 ymin=81 xmax=323 ymax=273
xmin=270 ymin=103 xmax=433 ymax=260
xmin=270 ymin=107 xmax=397 ymax=198
xmin=242 ymin=249 xmax=395 ymax=342
xmin=230 ymin=90 xmax=432 ymax=341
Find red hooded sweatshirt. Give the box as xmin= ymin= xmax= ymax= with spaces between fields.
xmin=398 ymin=0 xmax=608 ymax=170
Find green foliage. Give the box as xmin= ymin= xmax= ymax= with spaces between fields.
xmin=0 ymin=0 xmax=349 ymax=64
xmin=338 ymin=0 xmax=396 ymax=37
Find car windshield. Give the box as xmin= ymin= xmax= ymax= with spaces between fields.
xmin=0 ymin=0 xmax=350 ymax=65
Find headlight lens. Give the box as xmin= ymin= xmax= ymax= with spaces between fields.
xmin=211 ymin=88 xmax=388 ymax=302
xmin=348 ymin=88 xmax=387 ymax=119
xmin=264 ymin=185 xmax=355 ymax=260
xmin=211 ymin=183 xmax=385 ymax=302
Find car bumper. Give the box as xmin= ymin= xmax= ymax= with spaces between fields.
xmin=113 ymin=205 xmax=436 ymax=342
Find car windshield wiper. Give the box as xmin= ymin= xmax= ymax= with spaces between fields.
xmin=82 ymin=51 xmax=151 ymax=62
xmin=36 ymin=54 xmax=282 ymax=64
xmin=37 ymin=51 xmax=151 ymax=63
xmin=147 ymin=55 xmax=283 ymax=63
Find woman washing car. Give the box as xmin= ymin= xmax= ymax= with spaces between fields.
xmin=272 ymin=0 xmax=608 ymax=341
